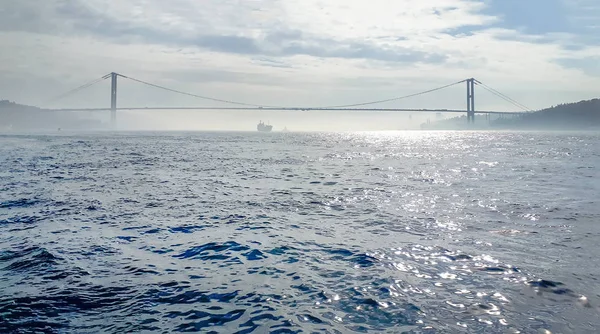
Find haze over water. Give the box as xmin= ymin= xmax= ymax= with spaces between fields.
xmin=1 ymin=131 xmax=599 ymax=333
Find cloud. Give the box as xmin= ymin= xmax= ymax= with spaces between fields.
xmin=557 ymin=56 xmax=600 ymax=77
xmin=0 ymin=1 xmax=448 ymax=64
xmin=1 ymin=0 xmax=600 ymax=113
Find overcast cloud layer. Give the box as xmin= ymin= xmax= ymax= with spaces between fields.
xmin=1 ymin=0 xmax=599 ymax=111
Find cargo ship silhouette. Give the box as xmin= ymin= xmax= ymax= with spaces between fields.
xmin=257 ymin=120 xmax=273 ymax=132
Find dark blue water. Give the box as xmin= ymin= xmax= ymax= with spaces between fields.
xmin=1 ymin=131 xmax=599 ymax=333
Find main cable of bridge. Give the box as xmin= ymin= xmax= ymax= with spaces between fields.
xmin=45 ymin=73 xmax=112 ymax=104
xmin=115 ymin=73 xmax=286 ymax=108
xmin=116 ymin=73 xmax=468 ymax=109
xmin=317 ymin=79 xmax=467 ymax=108
xmin=474 ymin=79 xmax=532 ymax=112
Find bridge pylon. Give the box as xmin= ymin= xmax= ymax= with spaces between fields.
xmin=110 ymin=72 xmax=118 ymax=128
xmin=466 ymin=78 xmax=475 ymax=123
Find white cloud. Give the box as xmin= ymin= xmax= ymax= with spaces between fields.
xmin=278 ymin=0 xmax=495 ymax=39
xmin=1 ymin=0 xmax=599 ymax=114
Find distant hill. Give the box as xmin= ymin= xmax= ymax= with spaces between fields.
xmin=422 ymin=98 xmax=600 ymax=130
xmin=0 ymin=100 xmax=104 ymax=131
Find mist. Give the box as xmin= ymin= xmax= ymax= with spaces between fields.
xmin=112 ymin=110 xmax=436 ymax=132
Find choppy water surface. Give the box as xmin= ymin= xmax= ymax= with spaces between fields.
xmin=1 ymin=131 xmax=599 ymax=333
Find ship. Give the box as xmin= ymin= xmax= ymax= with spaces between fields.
xmin=257 ymin=120 xmax=273 ymax=132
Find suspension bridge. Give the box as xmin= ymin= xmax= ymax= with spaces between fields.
xmin=46 ymin=72 xmax=532 ymax=128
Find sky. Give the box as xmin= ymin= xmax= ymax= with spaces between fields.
xmin=1 ymin=0 xmax=600 ymax=130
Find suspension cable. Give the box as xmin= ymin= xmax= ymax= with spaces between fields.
xmin=117 ymin=74 xmax=286 ymax=108
xmin=46 ymin=74 xmax=111 ymax=104
xmin=474 ymin=80 xmax=532 ymax=112
xmin=316 ymin=79 xmax=467 ymax=109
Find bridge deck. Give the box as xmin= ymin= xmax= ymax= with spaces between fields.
xmin=47 ymin=107 xmax=526 ymax=115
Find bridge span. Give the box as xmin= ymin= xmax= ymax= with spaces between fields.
xmin=48 ymin=106 xmax=525 ymax=115
xmin=47 ymin=72 xmax=532 ymax=127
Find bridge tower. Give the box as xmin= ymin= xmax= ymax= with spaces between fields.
xmin=110 ymin=72 xmax=118 ymax=128
xmin=466 ymin=78 xmax=475 ymax=123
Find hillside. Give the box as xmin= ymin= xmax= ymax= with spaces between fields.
xmin=0 ymin=100 xmax=103 ymax=131
xmin=422 ymin=98 xmax=600 ymax=130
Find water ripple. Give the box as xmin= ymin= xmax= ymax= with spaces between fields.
xmin=1 ymin=131 xmax=599 ymax=333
